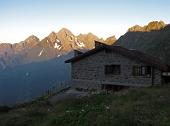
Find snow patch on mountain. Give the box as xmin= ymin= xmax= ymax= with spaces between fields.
xmin=38 ymin=49 xmax=44 ymax=57
xmin=54 ymin=43 xmax=62 ymax=50
xmin=75 ymin=37 xmax=78 ymax=42
xmin=56 ymin=39 xmax=60 ymax=43
xmin=76 ymin=41 xmax=85 ymax=48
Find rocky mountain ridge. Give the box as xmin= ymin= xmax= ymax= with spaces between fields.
xmin=0 ymin=28 xmax=116 ymax=69
xmin=127 ymin=21 xmax=167 ymax=32
xmin=114 ymin=21 xmax=170 ymax=64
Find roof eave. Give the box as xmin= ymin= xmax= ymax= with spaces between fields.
xmin=64 ymin=44 xmax=168 ymax=71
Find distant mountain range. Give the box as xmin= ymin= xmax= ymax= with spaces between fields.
xmin=1 ymin=20 xmax=170 ymax=104
xmin=0 ymin=28 xmax=116 ymax=104
xmin=0 ymin=28 xmax=116 ymax=69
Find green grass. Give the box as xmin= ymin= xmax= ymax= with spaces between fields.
xmin=1 ymin=84 xmax=170 ymax=126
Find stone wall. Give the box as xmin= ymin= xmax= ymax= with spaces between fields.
xmin=71 ymin=49 xmax=162 ymax=90
xmin=153 ymin=68 xmax=162 ymax=85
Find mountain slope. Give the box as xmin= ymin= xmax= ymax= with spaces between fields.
xmin=0 ymin=35 xmax=40 ymax=68
xmin=113 ymin=21 xmax=170 ymax=64
xmin=0 ymin=52 xmax=72 ymax=104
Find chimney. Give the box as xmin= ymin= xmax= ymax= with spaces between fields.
xmin=74 ymin=50 xmax=83 ymax=57
xmin=94 ymin=40 xmax=106 ymax=48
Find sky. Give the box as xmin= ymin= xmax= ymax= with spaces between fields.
xmin=0 ymin=0 xmax=170 ymax=44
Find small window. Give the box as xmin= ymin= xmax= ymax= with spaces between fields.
xmin=132 ymin=66 xmax=151 ymax=76
xmin=162 ymin=72 xmax=170 ymax=76
xmin=132 ymin=66 xmax=141 ymax=76
xmin=105 ymin=65 xmax=113 ymax=74
xmin=142 ymin=66 xmax=151 ymax=76
xmin=105 ymin=49 xmax=111 ymax=53
xmin=105 ymin=65 xmax=120 ymax=75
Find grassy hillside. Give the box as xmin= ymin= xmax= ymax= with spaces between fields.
xmin=1 ymin=84 xmax=170 ymax=126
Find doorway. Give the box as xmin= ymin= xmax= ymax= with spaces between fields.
xmin=162 ymin=76 xmax=170 ymax=84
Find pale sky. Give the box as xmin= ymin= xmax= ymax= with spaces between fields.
xmin=0 ymin=0 xmax=170 ymax=44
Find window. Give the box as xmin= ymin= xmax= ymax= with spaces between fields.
xmin=105 ymin=65 xmax=120 ymax=75
xmin=142 ymin=66 xmax=151 ymax=76
xmin=132 ymin=66 xmax=141 ymax=76
xmin=162 ymin=72 xmax=170 ymax=76
xmin=132 ymin=66 xmax=151 ymax=76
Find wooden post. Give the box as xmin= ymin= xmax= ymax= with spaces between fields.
xmin=151 ymin=67 xmax=154 ymax=86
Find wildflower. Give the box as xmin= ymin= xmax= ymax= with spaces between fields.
xmin=106 ymin=106 xmax=110 ymax=110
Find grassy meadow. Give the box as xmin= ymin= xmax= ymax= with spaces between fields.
xmin=0 ymin=84 xmax=170 ymax=126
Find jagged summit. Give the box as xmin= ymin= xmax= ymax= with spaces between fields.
xmin=0 ymin=27 xmax=116 ymax=69
xmin=59 ymin=28 xmax=71 ymax=32
xmin=57 ymin=28 xmax=74 ymax=37
xmin=146 ymin=21 xmax=167 ymax=31
xmin=105 ymin=35 xmax=117 ymax=45
xmin=48 ymin=31 xmax=57 ymax=42
xmin=24 ymin=35 xmax=40 ymax=43
xmin=128 ymin=21 xmax=167 ymax=32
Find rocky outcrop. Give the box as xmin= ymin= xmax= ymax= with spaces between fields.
xmin=12 ymin=35 xmax=40 ymax=52
xmin=0 ymin=35 xmax=39 ymax=54
xmin=0 ymin=43 xmax=13 ymax=54
xmin=0 ymin=35 xmax=40 ymax=68
xmin=105 ymin=35 xmax=116 ymax=45
xmin=128 ymin=21 xmax=167 ymax=32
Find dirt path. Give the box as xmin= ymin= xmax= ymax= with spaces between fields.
xmin=48 ymin=89 xmax=89 ymax=103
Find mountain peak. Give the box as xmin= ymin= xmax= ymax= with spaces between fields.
xmin=48 ymin=31 xmax=57 ymax=42
xmin=105 ymin=35 xmax=117 ymax=45
xmin=14 ymin=35 xmax=40 ymax=51
xmin=60 ymin=28 xmax=70 ymax=32
xmin=146 ymin=21 xmax=167 ymax=31
xmin=58 ymin=28 xmax=73 ymax=35
xmin=87 ymin=32 xmax=93 ymax=35
xmin=128 ymin=20 xmax=167 ymax=32
xmin=57 ymin=28 xmax=74 ymax=39
xmin=25 ymin=35 xmax=40 ymax=43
